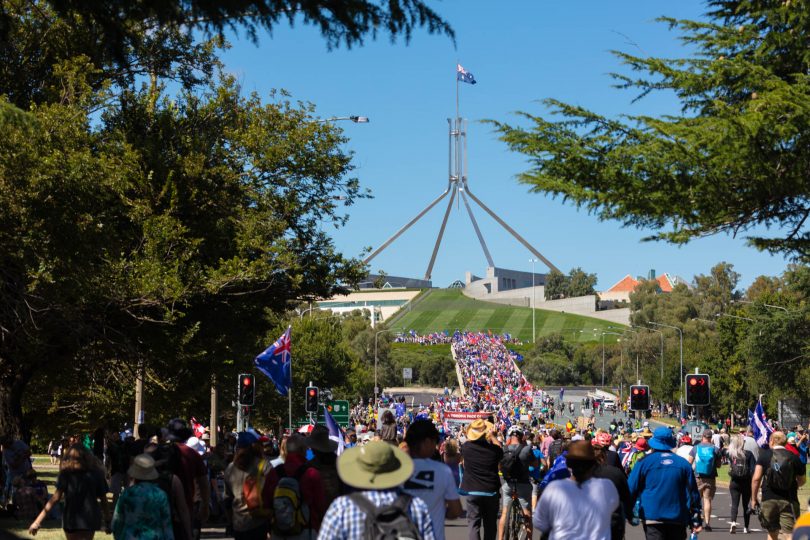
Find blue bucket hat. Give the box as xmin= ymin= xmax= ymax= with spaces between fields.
xmin=236 ymin=431 xmax=259 ymax=449
xmin=648 ymin=426 xmax=676 ymax=451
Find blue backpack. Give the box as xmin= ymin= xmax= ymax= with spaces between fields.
xmin=694 ymin=444 xmax=716 ymax=476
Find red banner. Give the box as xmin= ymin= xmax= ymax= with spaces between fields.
xmin=443 ymin=411 xmax=491 ymax=421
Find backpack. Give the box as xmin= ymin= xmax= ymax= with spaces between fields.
xmin=500 ymin=444 xmax=525 ymax=480
xmin=271 ymin=464 xmax=310 ymax=536
xmin=547 ymin=439 xmax=564 ymax=464
xmin=766 ymin=449 xmax=795 ymax=492
xmin=349 ymin=493 xmax=422 ymax=540
xmin=729 ymin=454 xmax=750 ymax=479
xmin=242 ymin=459 xmax=273 ymax=519
xmin=694 ymin=444 xmax=716 ymax=477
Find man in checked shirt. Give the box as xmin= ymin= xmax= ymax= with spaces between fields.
xmin=317 ymin=440 xmax=435 ymax=540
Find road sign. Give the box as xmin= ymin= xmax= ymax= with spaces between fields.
xmin=532 ymin=395 xmax=543 ymax=410
xmin=403 ymin=367 xmax=412 ymax=380
xmin=320 ymin=400 xmax=350 ymax=428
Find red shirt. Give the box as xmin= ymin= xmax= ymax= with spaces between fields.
xmin=265 ymin=453 xmax=327 ymax=530
xmin=786 ymin=443 xmax=801 ymax=457
xmin=175 ymin=442 xmax=207 ymax=512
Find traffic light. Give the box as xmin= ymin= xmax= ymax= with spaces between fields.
xmin=305 ymin=386 xmax=319 ymax=413
xmin=238 ymin=373 xmax=255 ymax=405
xmin=685 ymin=374 xmax=710 ymax=406
xmin=629 ymin=385 xmax=650 ymax=411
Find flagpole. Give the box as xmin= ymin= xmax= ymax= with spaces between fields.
xmin=456 ymin=63 xmax=460 ymax=126
xmin=288 ymin=326 xmax=293 ymax=432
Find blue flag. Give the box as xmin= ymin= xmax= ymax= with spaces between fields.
xmin=540 ymin=452 xmax=570 ymax=489
xmin=254 ymin=327 xmax=292 ymax=396
xmin=323 ymin=405 xmax=345 ymax=456
xmin=457 ymin=64 xmax=477 ymax=85
xmin=751 ymin=399 xmax=773 ymax=448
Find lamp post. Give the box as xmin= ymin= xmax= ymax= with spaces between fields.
xmin=316 ymin=115 xmax=370 ymax=124
xmin=374 ymin=329 xmax=390 ymax=404
xmin=529 ymin=258 xmax=538 ymax=343
xmin=649 ymin=321 xmax=683 ymax=418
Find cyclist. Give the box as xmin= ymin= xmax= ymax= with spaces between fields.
xmin=498 ymin=427 xmax=536 ymax=540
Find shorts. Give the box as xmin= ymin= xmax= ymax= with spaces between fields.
xmin=696 ymin=476 xmax=716 ymax=499
xmin=531 ymin=479 xmax=541 ymax=499
xmin=501 ymin=481 xmax=532 ymax=510
xmin=760 ymin=499 xmax=799 ymax=533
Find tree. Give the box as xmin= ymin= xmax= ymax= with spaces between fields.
xmin=567 ymin=267 xmax=597 ymax=297
xmin=490 ymin=1 xmax=810 ymax=259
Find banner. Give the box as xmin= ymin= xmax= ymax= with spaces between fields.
xmin=443 ymin=411 xmax=492 ymax=421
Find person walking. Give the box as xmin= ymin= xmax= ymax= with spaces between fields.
xmin=307 ymin=426 xmax=343 ymax=510
xmin=111 ymin=453 xmax=174 ymax=539
xmin=403 ymin=420 xmax=462 ymax=540
xmin=28 ymin=444 xmax=111 ymax=540
xmin=223 ymin=432 xmax=271 ymax=540
xmin=318 ymin=440 xmax=435 ymax=540
xmin=751 ymin=430 xmax=807 ymax=540
xmin=459 ymin=419 xmax=503 ymax=540
xmin=592 ymin=437 xmax=633 ymax=540
xmin=628 ymin=427 xmax=703 ymax=540
xmin=723 ymin=433 xmax=755 ymax=534
xmin=687 ymin=429 xmax=722 ymax=531
xmin=497 ymin=427 xmax=536 ymax=540
xmin=533 ymin=440 xmax=619 ymax=540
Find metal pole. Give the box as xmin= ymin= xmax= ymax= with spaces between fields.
xmin=210 ymin=376 xmax=218 ymax=448
xmin=424 ymin=187 xmax=457 ymax=280
xmin=374 ymin=329 xmax=389 ymax=404
xmin=460 ymin=189 xmax=494 ymax=266
xmin=601 ymin=333 xmax=606 ymax=386
xmin=530 ymin=258 xmax=537 ymax=343
xmin=134 ymin=361 xmax=144 ymax=439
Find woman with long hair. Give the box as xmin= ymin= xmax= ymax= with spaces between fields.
xmin=223 ymin=432 xmax=270 ymax=540
xmin=441 ymin=438 xmax=461 ymax=487
xmin=28 ymin=444 xmax=110 ymax=539
xmin=724 ymin=432 xmax=756 ymax=534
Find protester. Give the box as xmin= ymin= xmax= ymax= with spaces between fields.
xmin=223 ymin=432 xmax=270 ymax=540
xmin=751 ymin=431 xmax=807 ymax=540
xmin=497 ymin=426 xmax=535 ymax=540
xmin=403 ymin=420 xmax=461 ymax=540
xmin=307 ymin=425 xmax=343 ymax=509
xmin=440 ymin=438 xmax=462 ymax=488
xmin=533 ymin=440 xmax=619 ymax=539
xmin=592 ymin=437 xmax=632 ymax=540
xmin=166 ymin=418 xmax=211 ymax=533
xmin=318 ymin=440 xmax=435 ymax=540
xmin=146 ymin=442 xmax=193 ymax=540
xmin=628 ymin=427 xmax=702 ymax=540
xmin=29 ymin=444 xmax=111 ymax=539
xmin=1 ymin=435 xmax=32 ymax=506
xmin=111 ymin=453 xmax=174 ymax=539
xmin=459 ymin=419 xmax=503 ymax=540
xmin=674 ymin=434 xmax=693 ymax=461
xmin=723 ymin=433 xmax=755 ymax=534
xmin=687 ymin=429 xmax=722 ymax=531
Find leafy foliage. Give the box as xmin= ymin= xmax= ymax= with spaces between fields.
xmin=490 ymin=1 xmax=810 ymax=259
xmin=543 ymin=267 xmax=597 ymax=300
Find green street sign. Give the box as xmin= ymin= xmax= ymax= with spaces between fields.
xmin=320 ymin=400 xmax=350 ymax=428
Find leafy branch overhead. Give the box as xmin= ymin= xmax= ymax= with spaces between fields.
xmin=489 ymin=1 xmax=810 ymax=260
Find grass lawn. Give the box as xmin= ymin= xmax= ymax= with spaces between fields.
xmin=392 ymin=289 xmax=621 ymax=343
xmin=1 ymin=456 xmax=113 ymax=540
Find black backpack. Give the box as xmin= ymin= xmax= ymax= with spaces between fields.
xmin=729 ymin=454 xmax=750 ymax=479
xmin=547 ymin=439 xmax=564 ymax=464
xmin=349 ymin=493 xmax=422 ymax=540
xmin=500 ymin=444 xmax=525 ymax=480
xmin=766 ymin=449 xmax=795 ymax=492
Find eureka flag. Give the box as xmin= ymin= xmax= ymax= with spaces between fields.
xmin=254 ymin=326 xmax=292 ymax=396
xmin=750 ymin=399 xmax=774 ymax=448
xmin=457 ymin=64 xmax=477 ymax=85
xmin=323 ymin=405 xmax=345 ymax=456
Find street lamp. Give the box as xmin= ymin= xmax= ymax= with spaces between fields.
xmin=374 ymin=329 xmax=391 ymax=404
xmin=649 ymin=321 xmax=683 ymax=418
xmin=733 ymin=299 xmax=789 ymax=313
xmin=316 ymin=115 xmax=370 ymax=123
xmin=529 ymin=258 xmax=539 ymax=343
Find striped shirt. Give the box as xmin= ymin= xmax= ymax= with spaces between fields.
xmin=317 ymin=488 xmax=435 ymax=540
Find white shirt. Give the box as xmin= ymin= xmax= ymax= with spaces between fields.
xmin=403 ymin=458 xmax=460 ymax=540
xmin=675 ymin=444 xmax=694 ymax=461
xmin=534 ymin=477 xmax=619 ymax=540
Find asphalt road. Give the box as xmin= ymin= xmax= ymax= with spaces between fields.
xmin=445 ymin=487 xmax=761 ymax=539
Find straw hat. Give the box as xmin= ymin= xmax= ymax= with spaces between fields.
xmin=337 ymin=441 xmax=413 ymax=490
xmin=466 ymin=419 xmax=494 ymax=441
xmin=128 ymin=453 xmax=159 ymax=481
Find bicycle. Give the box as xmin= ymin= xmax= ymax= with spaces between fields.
xmin=503 ymin=479 xmax=530 ymax=540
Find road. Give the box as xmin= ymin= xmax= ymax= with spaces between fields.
xmin=445 ymin=486 xmax=759 ymax=539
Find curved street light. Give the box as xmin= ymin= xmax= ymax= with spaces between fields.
xmin=316 ymin=115 xmax=370 ymax=124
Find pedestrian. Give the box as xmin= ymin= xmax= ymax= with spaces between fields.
xmin=628 ymin=427 xmax=702 ymax=540
xmin=533 ymin=440 xmax=619 ymax=539
xmin=459 ymin=419 xmax=503 ymax=540
xmin=403 ymin=420 xmax=462 ymax=540
xmin=674 ymin=434 xmax=693 ymax=461
xmin=1 ymin=435 xmax=32 ymax=505
xmin=223 ymin=432 xmax=270 ymax=540
xmin=111 ymin=453 xmax=174 ymax=539
xmin=165 ymin=419 xmax=211 ymax=534
xmin=743 ymin=427 xmax=760 ymax=461
xmin=751 ymin=430 xmax=807 ymax=540
xmin=28 ymin=444 xmax=111 ymax=539
xmin=723 ymin=432 xmax=755 ymax=534
xmin=440 ymin=438 xmax=462 ymax=488
xmin=379 ymin=410 xmax=398 ymax=445
xmin=318 ymin=440 xmax=435 ymax=540
xmin=307 ymin=425 xmax=343 ymax=509
xmin=687 ymin=429 xmax=722 ymax=531
xmin=497 ymin=426 xmax=536 ymax=540
xmin=592 ymin=436 xmax=632 ymax=540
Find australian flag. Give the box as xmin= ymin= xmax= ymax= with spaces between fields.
xmin=457 ymin=64 xmax=477 ymax=85
xmin=254 ymin=326 xmax=292 ymax=396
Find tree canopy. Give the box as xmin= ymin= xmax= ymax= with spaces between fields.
xmin=490 ymin=0 xmax=810 ymax=260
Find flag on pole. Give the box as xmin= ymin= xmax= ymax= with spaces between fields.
xmin=751 ymin=398 xmax=774 ymax=448
xmin=323 ymin=405 xmax=345 ymax=456
xmin=457 ymin=64 xmax=477 ymax=85
xmin=254 ymin=326 xmax=292 ymax=396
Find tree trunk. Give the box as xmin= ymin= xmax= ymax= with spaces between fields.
xmin=0 ymin=375 xmax=27 ymax=441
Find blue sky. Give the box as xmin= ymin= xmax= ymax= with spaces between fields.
xmin=220 ymin=1 xmax=789 ymax=290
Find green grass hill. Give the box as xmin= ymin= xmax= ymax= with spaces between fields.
xmin=390 ymin=289 xmax=622 ymax=343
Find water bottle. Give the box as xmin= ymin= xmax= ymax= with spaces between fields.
xmin=630 ymin=499 xmax=641 ymax=526
xmin=689 ymin=532 xmax=698 ymax=540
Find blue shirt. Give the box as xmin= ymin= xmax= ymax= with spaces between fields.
xmin=627 ymin=450 xmax=700 ymax=525
xmin=799 ymin=440 xmax=808 ymax=465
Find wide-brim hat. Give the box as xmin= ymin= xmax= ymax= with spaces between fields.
xmin=308 ymin=425 xmax=338 ymax=453
xmin=649 ymin=427 xmax=676 ymax=451
xmin=128 ymin=453 xmax=159 ymax=481
xmin=466 ymin=419 xmax=493 ymax=441
xmin=566 ymin=440 xmax=596 ymax=462
xmin=337 ymin=441 xmax=413 ymax=490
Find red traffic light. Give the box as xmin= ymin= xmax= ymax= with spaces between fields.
xmin=633 ymin=388 xmax=639 ymax=395
xmin=242 ymin=377 xmax=252 ymax=386
xmin=689 ymin=377 xmax=697 ymax=386
xmin=308 ymin=389 xmax=316 ymax=396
